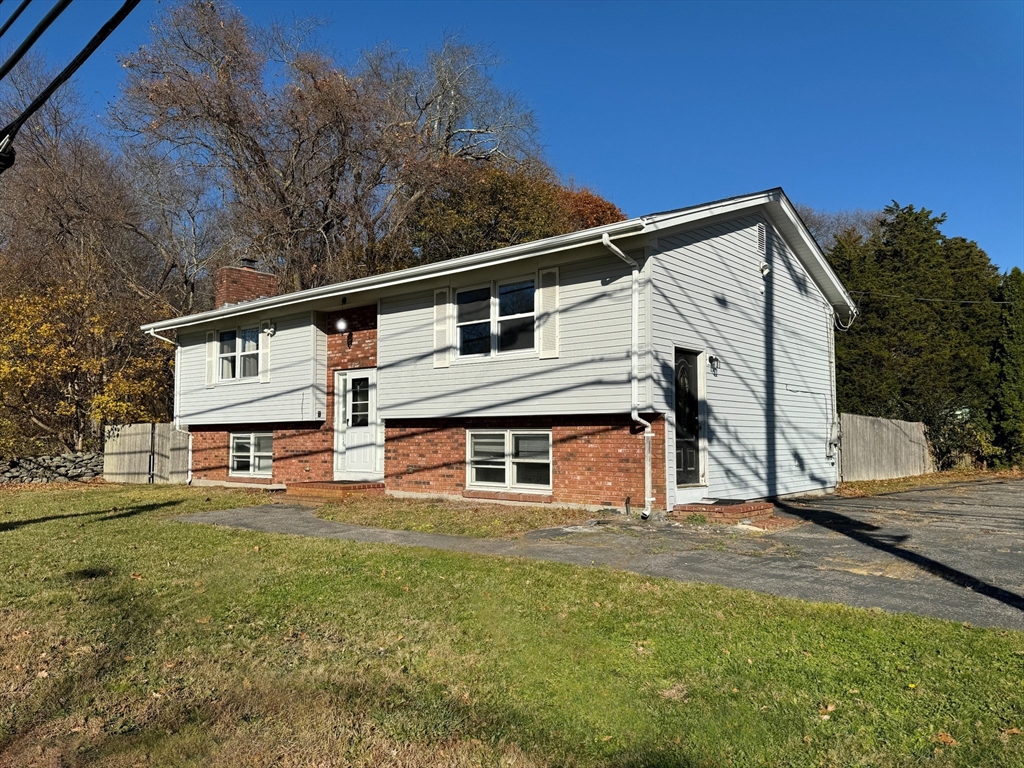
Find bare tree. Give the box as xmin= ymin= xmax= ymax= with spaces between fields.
xmin=795 ymin=203 xmax=881 ymax=252
xmin=113 ymin=0 xmax=545 ymax=291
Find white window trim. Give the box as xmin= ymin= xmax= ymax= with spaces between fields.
xmin=229 ymin=431 xmax=273 ymax=477
xmin=453 ymin=276 xmax=537 ymax=361
xmin=465 ymin=429 xmax=552 ymax=492
xmin=454 ymin=282 xmax=493 ymax=359
xmin=217 ymin=326 xmax=261 ymax=383
xmin=496 ymin=277 xmax=536 ymax=355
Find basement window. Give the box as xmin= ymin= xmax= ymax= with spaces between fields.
xmin=467 ymin=430 xmax=551 ymax=491
xmin=230 ymin=432 xmax=273 ymax=477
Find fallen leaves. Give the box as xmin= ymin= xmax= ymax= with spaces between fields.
xmin=931 ymin=732 xmax=957 ymax=746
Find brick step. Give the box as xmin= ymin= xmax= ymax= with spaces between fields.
xmin=670 ymin=501 xmax=776 ymax=526
xmin=284 ymin=481 xmax=386 ymax=502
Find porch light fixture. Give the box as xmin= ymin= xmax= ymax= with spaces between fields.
xmin=708 ymin=355 xmax=721 ymax=375
xmin=335 ymin=318 xmax=348 ymax=332
xmin=264 ymin=322 xmax=276 ymax=336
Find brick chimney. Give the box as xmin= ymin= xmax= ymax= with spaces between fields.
xmin=214 ymin=260 xmax=279 ymax=309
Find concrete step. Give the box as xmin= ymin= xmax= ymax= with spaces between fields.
xmin=670 ymin=501 xmax=776 ymax=526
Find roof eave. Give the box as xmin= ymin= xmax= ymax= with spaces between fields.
xmin=140 ymin=217 xmax=648 ymax=333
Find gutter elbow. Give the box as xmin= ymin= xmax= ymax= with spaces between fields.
xmin=147 ymin=329 xmax=178 ymax=346
xmin=602 ymin=232 xmax=638 ymax=269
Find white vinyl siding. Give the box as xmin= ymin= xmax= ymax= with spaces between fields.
xmin=653 ymin=213 xmax=837 ymax=502
xmin=378 ymin=252 xmax=647 ymax=418
xmin=177 ymin=312 xmax=325 ymax=425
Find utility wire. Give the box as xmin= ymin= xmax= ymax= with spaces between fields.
xmin=0 ymin=0 xmax=34 ymax=40
xmin=0 ymin=0 xmax=141 ymax=174
xmin=0 ymin=0 xmax=71 ymax=82
xmin=849 ymin=290 xmax=1016 ymax=305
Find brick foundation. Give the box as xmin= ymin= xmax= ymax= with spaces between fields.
xmin=385 ymin=414 xmax=666 ymax=510
xmin=190 ymin=422 xmax=332 ymax=485
xmin=190 ymin=303 xmax=379 ymax=485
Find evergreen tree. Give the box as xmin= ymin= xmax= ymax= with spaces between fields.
xmin=995 ymin=268 xmax=1024 ymax=466
xmin=828 ymin=204 xmax=1002 ymax=467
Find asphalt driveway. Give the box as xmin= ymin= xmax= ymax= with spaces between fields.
xmin=180 ymin=479 xmax=1024 ymax=630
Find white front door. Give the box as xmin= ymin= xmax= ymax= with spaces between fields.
xmin=334 ymin=369 xmax=383 ymax=481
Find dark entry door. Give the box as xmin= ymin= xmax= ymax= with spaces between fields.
xmin=675 ymin=350 xmax=700 ymax=485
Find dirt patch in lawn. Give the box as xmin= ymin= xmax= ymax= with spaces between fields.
xmin=314 ymin=495 xmax=616 ymax=539
xmin=836 ymin=467 xmax=1023 ymax=498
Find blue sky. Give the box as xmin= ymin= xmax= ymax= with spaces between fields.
xmin=4 ymin=0 xmax=1022 ymax=272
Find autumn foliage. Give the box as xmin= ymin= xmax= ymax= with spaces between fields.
xmin=0 ymin=0 xmax=625 ymax=456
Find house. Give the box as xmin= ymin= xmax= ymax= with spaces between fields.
xmin=141 ymin=188 xmax=857 ymax=516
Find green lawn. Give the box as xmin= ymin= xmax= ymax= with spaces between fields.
xmin=1 ymin=484 xmax=1021 ymax=767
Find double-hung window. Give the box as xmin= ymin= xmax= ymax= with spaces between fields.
xmin=230 ymin=432 xmax=273 ymax=477
xmin=455 ymin=279 xmax=535 ymax=358
xmin=219 ymin=327 xmax=260 ymax=380
xmin=467 ymin=430 xmax=551 ymax=491
xmin=497 ymin=280 xmax=535 ymax=352
xmin=456 ymin=286 xmax=492 ymax=356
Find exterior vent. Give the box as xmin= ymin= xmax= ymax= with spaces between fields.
xmin=757 ymin=223 xmax=766 ymax=254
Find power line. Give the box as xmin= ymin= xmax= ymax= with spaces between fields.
xmin=0 ymin=0 xmax=72 ymax=82
xmin=0 ymin=0 xmax=141 ymax=174
xmin=0 ymin=0 xmax=34 ymax=40
xmin=849 ymin=290 xmax=1016 ymax=305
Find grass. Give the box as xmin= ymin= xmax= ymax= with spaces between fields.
xmin=835 ymin=467 xmax=1023 ymax=498
xmin=0 ymin=484 xmax=1022 ymax=767
xmin=315 ymin=494 xmax=610 ymax=538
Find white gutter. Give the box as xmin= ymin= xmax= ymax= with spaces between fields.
xmin=146 ymin=329 xmax=193 ymax=484
xmin=141 ymin=218 xmax=648 ymax=333
xmin=601 ymin=233 xmax=654 ymax=520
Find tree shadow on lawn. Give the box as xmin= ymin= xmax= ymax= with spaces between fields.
xmin=0 ymin=571 xmax=163 ymax=759
xmin=0 ymin=500 xmax=180 ymax=533
xmin=69 ymin=670 xmax=701 ymax=767
xmin=777 ymin=501 xmax=1024 ymax=614
xmin=2 ymin=572 xmax=701 ymax=767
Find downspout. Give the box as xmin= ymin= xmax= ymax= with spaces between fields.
xmin=146 ymin=329 xmax=193 ymax=485
xmin=601 ymin=233 xmax=654 ymax=519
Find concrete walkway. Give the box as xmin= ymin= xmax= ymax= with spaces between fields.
xmin=179 ymin=479 xmax=1024 ymax=630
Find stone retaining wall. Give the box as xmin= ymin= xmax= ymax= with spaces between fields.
xmin=0 ymin=453 xmax=104 ymax=484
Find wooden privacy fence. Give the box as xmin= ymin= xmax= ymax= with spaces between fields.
xmin=103 ymin=423 xmax=189 ymax=484
xmin=839 ymin=413 xmax=934 ymax=482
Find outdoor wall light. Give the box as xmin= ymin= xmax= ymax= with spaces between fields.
xmin=265 ymin=322 xmax=276 ymax=336
xmin=759 ymin=261 xmax=771 ymax=277
xmin=335 ymin=318 xmax=348 ymax=332
xmin=708 ymin=355 xmax=721 ymax=375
